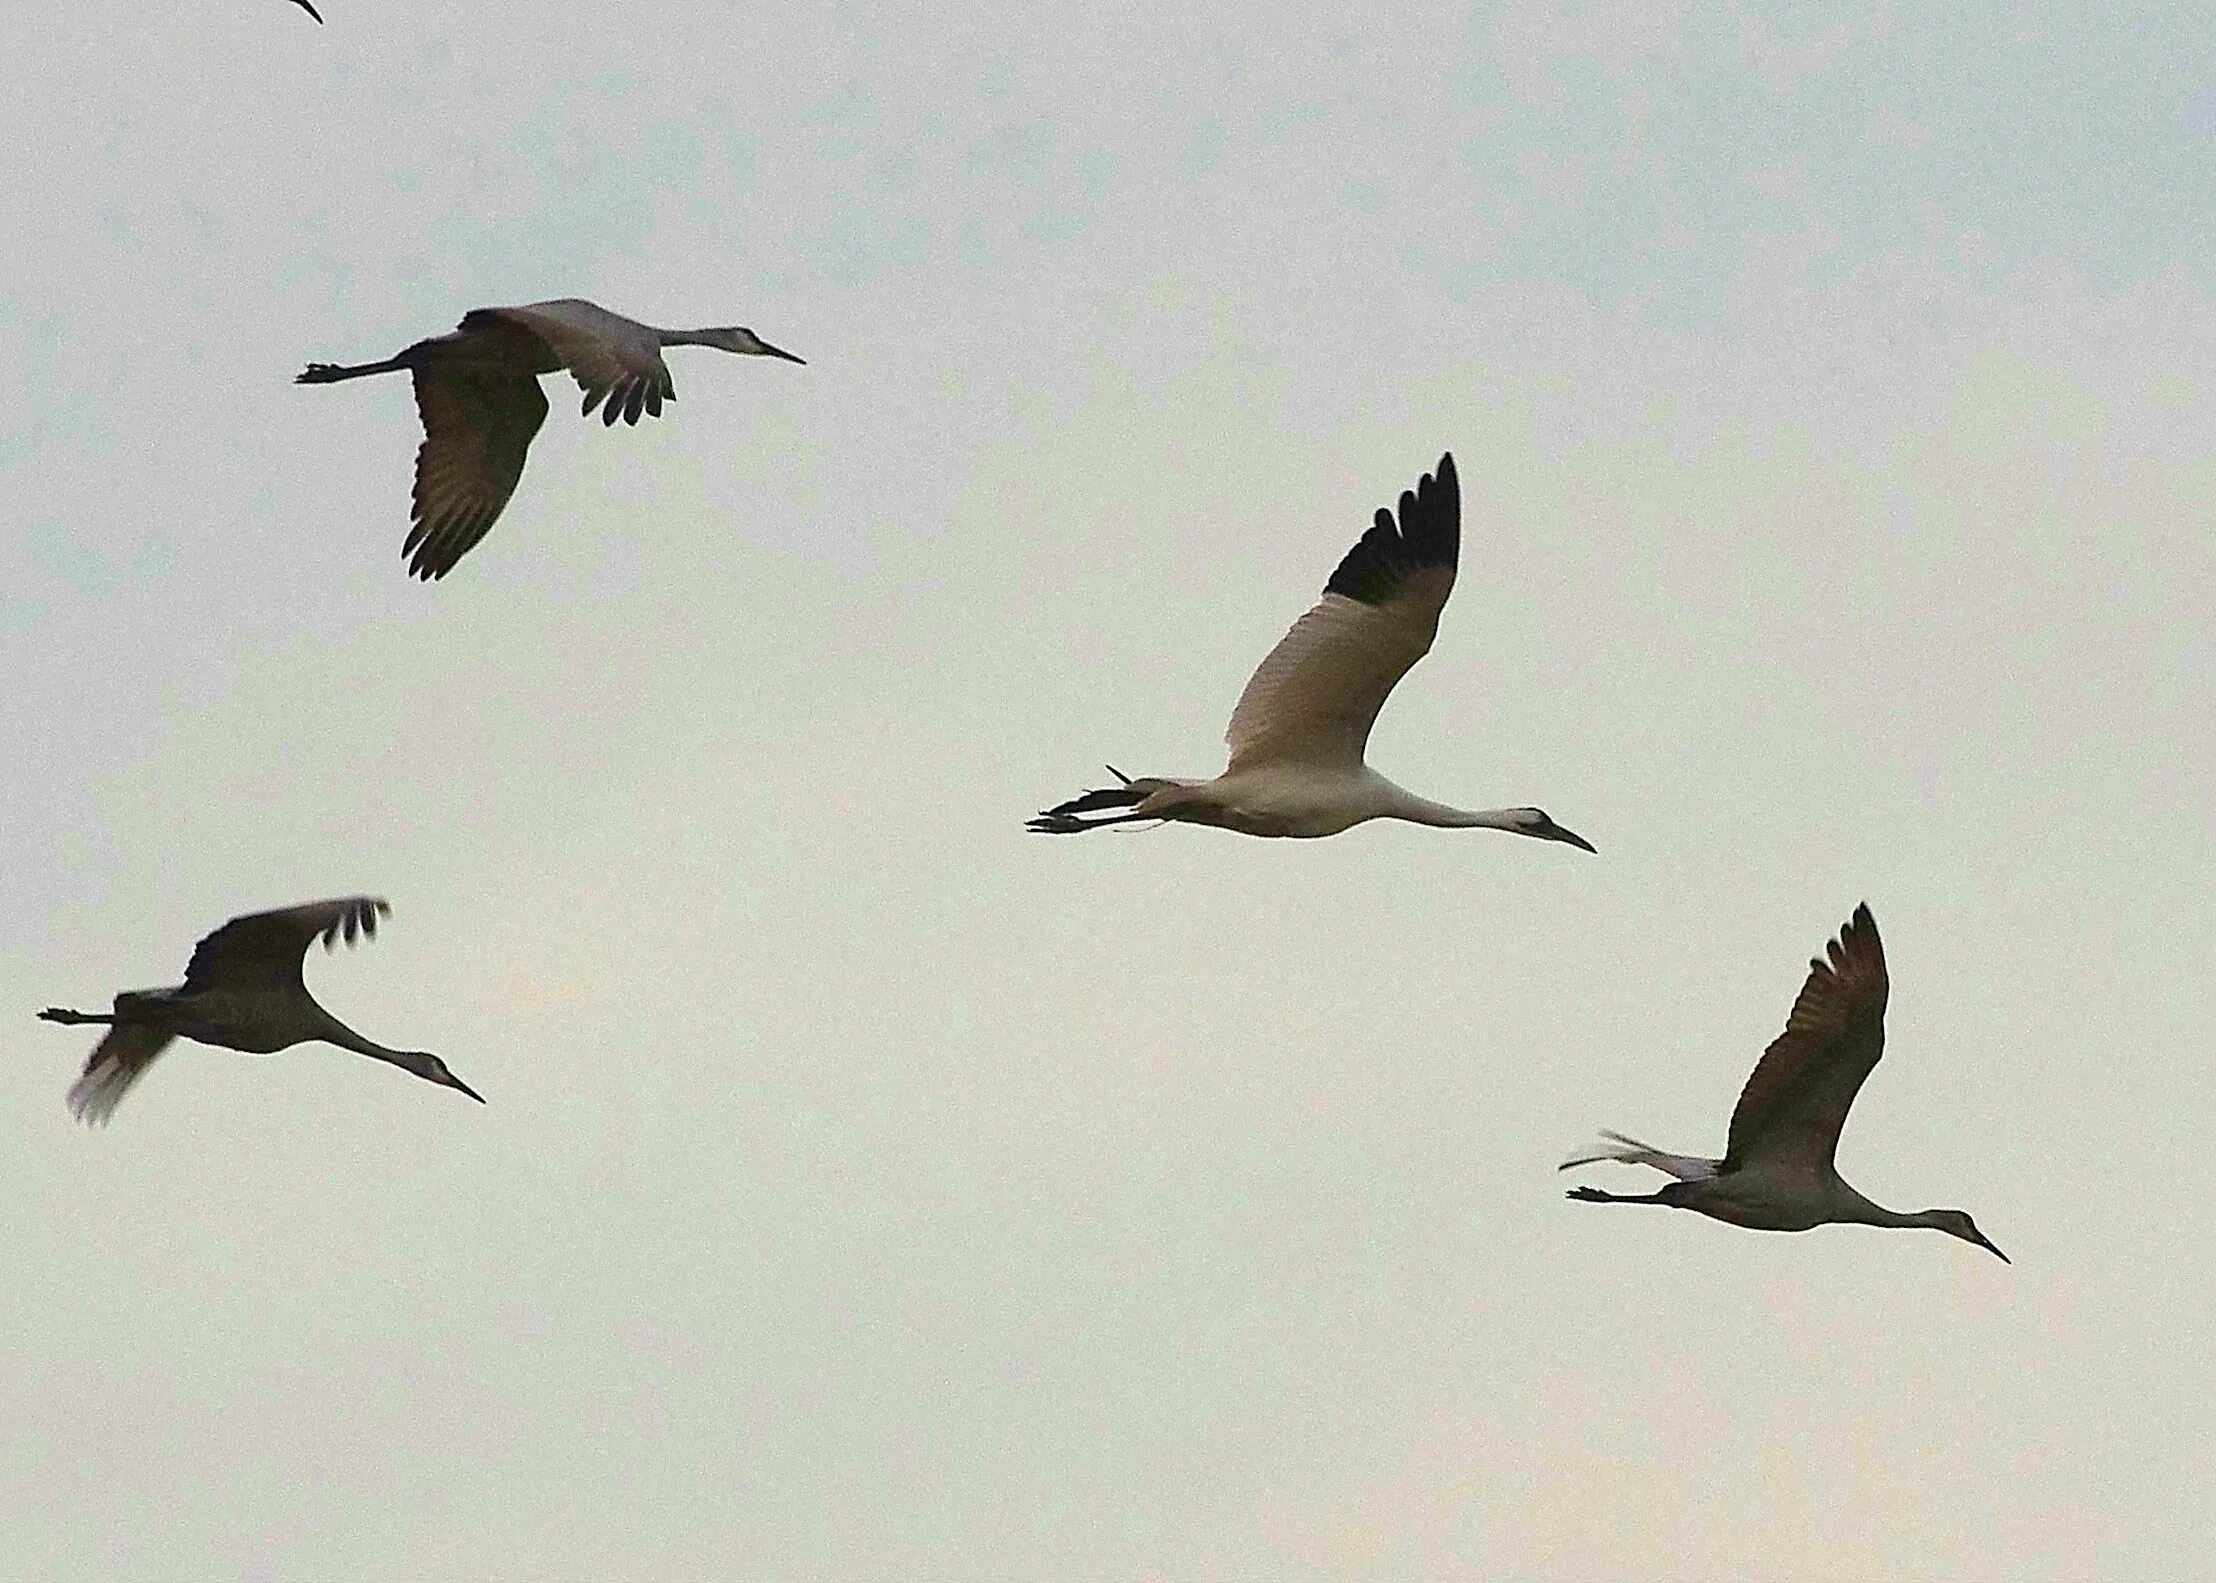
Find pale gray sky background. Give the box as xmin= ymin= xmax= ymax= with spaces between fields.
xmin=2 ymin=3 xmax=2211 ymax=1578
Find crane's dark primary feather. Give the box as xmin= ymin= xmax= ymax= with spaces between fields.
xmin=1321 ymin=452 xmax=1459 ymax=606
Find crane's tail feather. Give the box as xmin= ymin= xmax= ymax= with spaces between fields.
xmin=1558 ymin=1129 xmax=1718 ymax=1181
xmin=1027 ymin=766 xmax=1158 ymax=834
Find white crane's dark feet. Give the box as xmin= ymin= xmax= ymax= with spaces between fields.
xmin=1029 ymin=772 xmax=1151 ymax=832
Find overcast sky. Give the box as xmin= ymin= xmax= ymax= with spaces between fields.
xmin=2 ymin=3 xmax=2211 ymax=1578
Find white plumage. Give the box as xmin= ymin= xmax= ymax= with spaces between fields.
xmin=1031 ymin=453 xmax=1594 ymax=846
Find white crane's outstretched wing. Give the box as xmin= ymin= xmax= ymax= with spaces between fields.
xmin=1223 ymin=454 xmax=1460 ymax=772
xmin=1724 ymin=903 xmax=1890 ymax=1174
xmin=405 ymin=367 xmax=548 ymax=580
xmin=68 ymin=1024 xmax=176 ymax=1126
xmin=184 ymin=897 xmax=392 ymax=995
xmin=475 ymin=300 xmax=676 ymax=426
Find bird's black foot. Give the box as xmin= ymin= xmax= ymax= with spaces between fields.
xmin=1566 ymin=1185 xmax=1613 ymax=1203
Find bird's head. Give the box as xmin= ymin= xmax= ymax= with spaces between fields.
xmin=1507 ymin=808 xmax=1597 ymax=853
xmin=700 ymin=327 xmax=806 ymax=364
xmin=414 ymin=1052 xmax=486 ymax=1105
xmin=1928 ymin=1208 xmax=2008 ymax=1263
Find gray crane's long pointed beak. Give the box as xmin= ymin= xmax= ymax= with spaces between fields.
xmin=448 ymin=1072 xmax=487 ymax=1104
xmin=1972 ymin=1229 xmax=2010 ymax=1264
xmin=757 ymin=339 xmax=806 ymax=365
xmin=1532 ymin=814 xmax=1596 ymax=853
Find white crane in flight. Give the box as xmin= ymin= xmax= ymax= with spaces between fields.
xmin=1029 ymin=453 xmax=1594 ymax=847
xmin=38 ymin=897 xmax=483 ymax=1124
xmin=298 ymin=298 xmax=804 ymax=580
xmin=1561 ymin=903 xmax=2007 ymax=1261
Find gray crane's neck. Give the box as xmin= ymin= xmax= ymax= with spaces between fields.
xmin=311 ymin=1004 xmax=425 ymax=1071
xmin=1831 ymin=1184 xmax=1947 ymax=1232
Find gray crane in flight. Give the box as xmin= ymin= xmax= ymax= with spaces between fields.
xmin=1029 ymin=453 xmax=1593 ymax=848
xmin=298 ymin=298 xmax=804 ymax=579
xmin=38 ymin=897 xmax=483 ymax=1124
xmin=1561 ymin=903 xmax=2007 ymax=1261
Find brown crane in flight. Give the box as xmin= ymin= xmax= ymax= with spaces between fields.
xmin=1561 ymin=904 xmax=2007 ymax=1261
xmin=299 ymin=298 xmax=804 ymax=579
xmin=38 ymin=897 xmax=484 ymax=1124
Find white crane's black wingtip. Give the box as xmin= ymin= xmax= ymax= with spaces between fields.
xmin=1322 ymin=453 xmax=1461 ymax=605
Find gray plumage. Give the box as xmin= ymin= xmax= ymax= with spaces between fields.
xmin=38 ymin=897 xmax=483 ymax=1124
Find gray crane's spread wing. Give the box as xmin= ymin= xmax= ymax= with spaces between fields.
xmin=475 ymin=301 xmax=676 ymax=427
xmin=1723 ymin=903 xmax=1891 ymax=1173
xmin=406 ymin=367 xmax=549 ymax=580
xmin=183 ymin=897 xmax=391 ymax=994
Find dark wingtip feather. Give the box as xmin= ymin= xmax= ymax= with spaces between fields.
xmin=1321 ymin=453 xmax=1461 ymax=605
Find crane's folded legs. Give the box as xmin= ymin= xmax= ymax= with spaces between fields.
xmin=1566 ymin=1185 xmax=1672 ymax=1205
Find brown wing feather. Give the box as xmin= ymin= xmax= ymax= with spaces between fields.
xmin=404 ymin=367 xmax=549 ymax=580
xmin=1723 ymin=903 xmax=1890 ymax=1172
xmin=68 ymin=1024 xmax=178 ymax=1126
xmin=475 ymin=302 xmax=674 ymax=427
xmin=184 ymin=898 xmax=391 ymax=994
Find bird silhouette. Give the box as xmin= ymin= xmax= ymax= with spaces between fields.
xmin=39 ymin=898 xmax=483 ymax=1123
xmin=1562 ymin=904 xmax=2006 ymax=1261
xmin=299 ymin=298 xmax=804 ymax=579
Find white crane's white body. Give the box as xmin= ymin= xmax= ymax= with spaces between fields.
xmin=39 ymin=897 xmax=484 ymax=1124
xmin=1561 ymin=905 xmax=2008 ymax=1261
xmin=1029 ymin=454 xmax=1593 ymax=850
xmin=1111 ymin=764 xmax=1550 ymax=840
xmin=298 ymin=298 xmax=804 ymax=581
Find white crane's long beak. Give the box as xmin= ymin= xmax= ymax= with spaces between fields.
xmin=1533 ymin=815 xmax=1596 ymax=853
